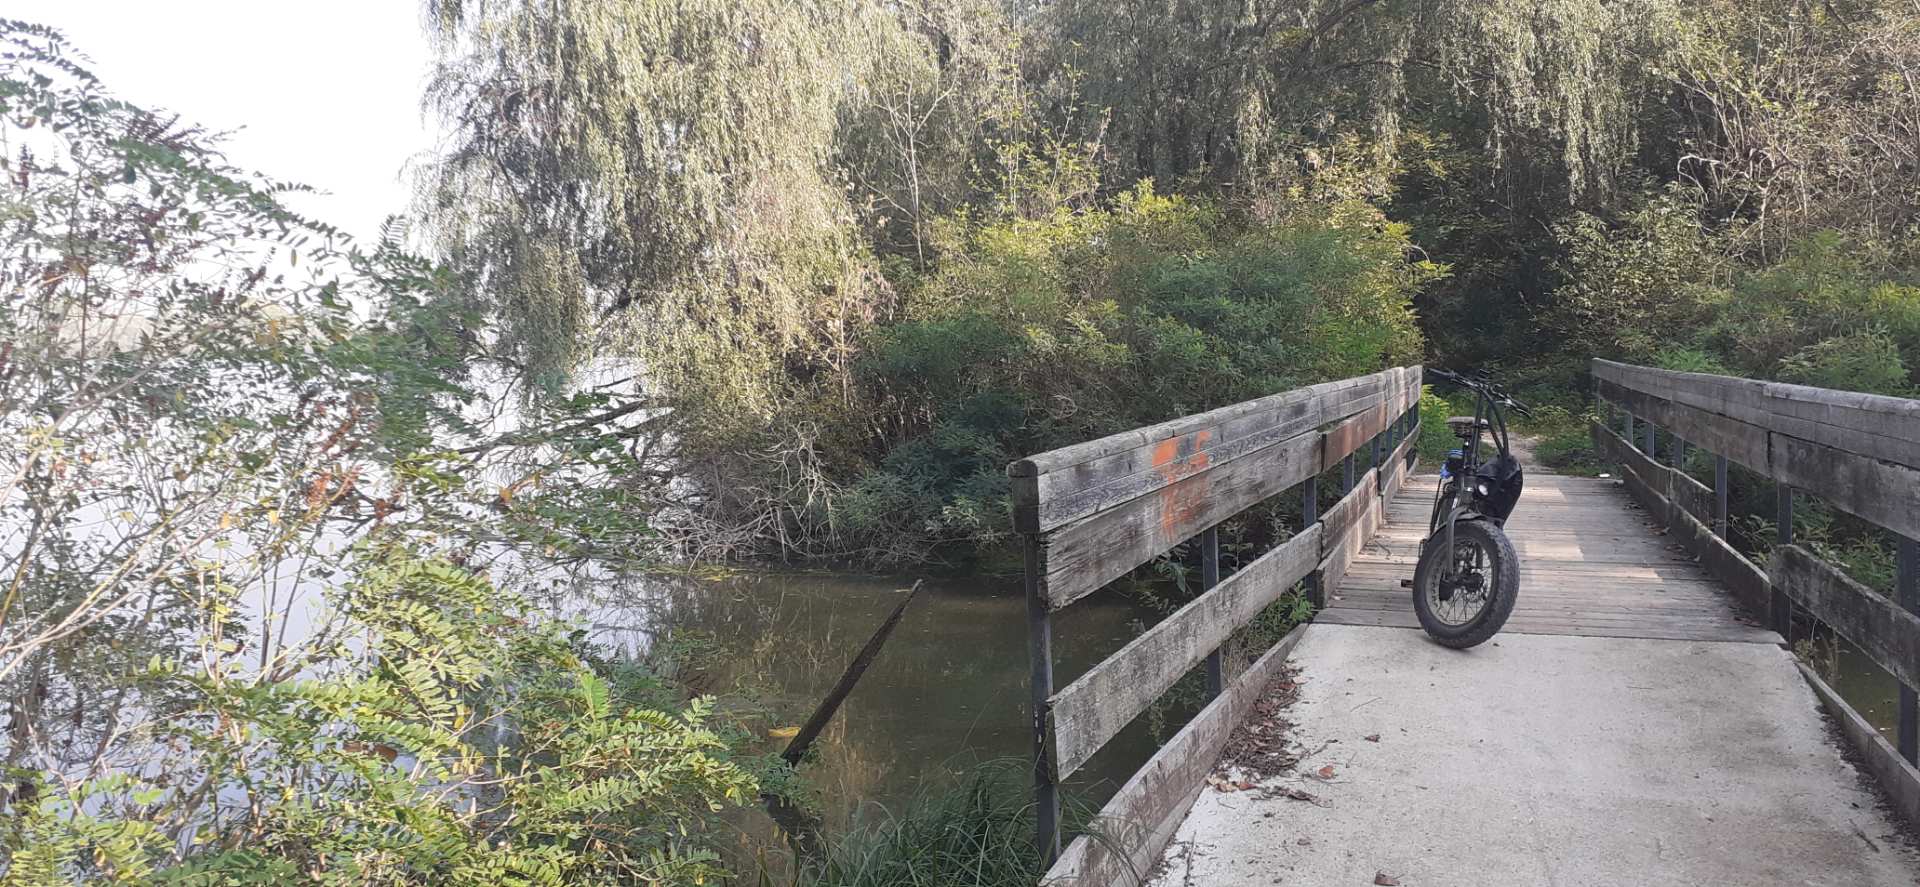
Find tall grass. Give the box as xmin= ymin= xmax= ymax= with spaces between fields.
xmin=790 ymin=760 xmax=1075 ymax=887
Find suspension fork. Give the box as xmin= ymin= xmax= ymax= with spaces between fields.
xmin=1430 ymin=487 xmax=1476 ymax=581
xmin=1437 ymin=502 xmax=1481 ymax=580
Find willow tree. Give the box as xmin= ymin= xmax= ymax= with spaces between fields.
xmin=1032 ymin=0 xmax=1679 ymax=204
xmin=424 ymin=0 xmax=1684 ymax=398
xmin=423 ymin=1 xmax=1018 ymax=425
xmin=425 ymin=0 xmax=871 ymax=403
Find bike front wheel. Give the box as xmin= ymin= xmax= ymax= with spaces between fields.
xmin=1411 ymin=518 xmax=1519 ymax=648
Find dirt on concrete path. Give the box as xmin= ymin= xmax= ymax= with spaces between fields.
xmin=1149 ymin=624 xmax=1920 ymax=887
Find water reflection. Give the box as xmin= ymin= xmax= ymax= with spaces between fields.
xmin=1803 ymin=629 xmax=1901 ymax=738
xmin=531 ymin=570 xmax=1172 ymax=830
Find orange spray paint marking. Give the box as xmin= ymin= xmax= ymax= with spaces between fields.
xmin=1153 ymin=430 xmax=1213 ymax=537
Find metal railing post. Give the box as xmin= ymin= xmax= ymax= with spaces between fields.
xmin=1378 ymin=423 xmax=1393 ymax=490
xmin=1301 ymin=476 xmax=1321 ymax=608
xmin=1642 ymin=419 xmax=1657 ymax=458
xmin=1023 ymin=539 xmax=1059 ymax=863
xmin=1898 ymin=535 xmax=1918 ymax=765
xmin=1713 ymin=455 xmax=1729 ymax=538
xmin=1200 ymin=526 xmax=1223 ymax=698
xmin=1406 ymin=411 xmax=1419 ymax=470
xmin=1342 ymin=452 xmax=1355 ymax=492
xmin=1773 ymin=486 xmax=1794 ymax=638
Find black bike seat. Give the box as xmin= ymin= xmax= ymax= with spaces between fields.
xmin=1446 ymin=416 xmax=1491 ymax=430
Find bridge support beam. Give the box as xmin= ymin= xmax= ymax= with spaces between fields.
xmin=1023 ymin=539 xmax=1060 ymax=864
xmin=1374 ymin=430 xmax=1390 ymax=485
xmin=1773 ymin=486 xmax=1795 ymax=638
xmin=1201 ymin=526 xmax=1223 ymax=698
xmin=1714 ymin=455 xmax=1729 ymax=538
xmin=1899 ymin=535 xmax=1918 ymax=765
xmin=1302 ymin=475 xmax=1320 ymax=608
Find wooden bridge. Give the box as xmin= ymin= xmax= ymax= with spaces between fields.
xmin=1009 ymin=361 xmax=1920 ymax=886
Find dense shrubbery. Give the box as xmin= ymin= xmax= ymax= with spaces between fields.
xmin=4 ymin=548 xmax=762 ymax=885
xmin=825 ymin=189 xmax=1430 ymax=562
xmin=0 ymin=23 xmax=765 ymax=884
xmin=1551 ymin=216 xmax=1920 ymax=397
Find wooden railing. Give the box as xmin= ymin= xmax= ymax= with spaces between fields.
xmin=1591 ymin=359 xmax=1920 ymax=822
xmin=1008 ymin=366 xmax=1422 ymax=884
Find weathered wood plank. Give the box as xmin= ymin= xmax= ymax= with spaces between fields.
xmin=1593 ymin=376 xmax=1770 ymax=472
xmin=1382 ymin=418 xmax=1420 ymax=501
xmin=1046 ymin=525 xmax=1322 ymax=780
xmin=1329 ymin=593 xmax=1747 ymax=617
xmin=1319 ymin=380 xmax=1416 ymax=472
xmin=1328 ymin=428 xmax=1777 ymax=644
xmin=1043 ymin=624 xmax=1310 ymax=887
xmin=1659 ymin=497 xmax=1772 ymax=621
xmin=1760 ymin=381 xmax=1920 ymax=470
xmin=1011 ymin=372 xmax=1388 ymax=478
xmin=1592 ymin=417 xmax=1666 ymax=490
xmin=1318 ymin=468 xmax=1381 ymax=548
xmin=1770 ymin=431 xmax=1920 ymax=543
xmin=1593 ymin=358 xmax=1920 ymax=470
xmin=1315 ymin=607 xmax=1775 ymax=643
xmin=1668 ymin=469 xmax=1716 ymax=529
xmin=1770 ymin=544 xmax=1920 ymax=691
xmin=1797 ymin=663 xmax=1920 ymax=829
xmin=1012 ymin=377 xmax=1383 ymax=533
xmin=1010 ymin=371 xmax=1416 ymax=532
xmin=1316 ymin=475 xmax=1385 ymax=597
xmin=1036 ymin=431 xmax=1320 ymax=610
xmin=1591 ymin=361 xmax=1772 ymax=435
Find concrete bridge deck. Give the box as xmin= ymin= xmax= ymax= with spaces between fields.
xmin=1150 ymin=472 xmax=1920 ymax=886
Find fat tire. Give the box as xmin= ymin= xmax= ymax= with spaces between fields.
xmin=1411 ymin=519 xmax=1519 ymax=648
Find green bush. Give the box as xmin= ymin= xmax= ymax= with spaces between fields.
xmin=3 ymin=548 xmax=761 ymax=885
xmin=835 ymin=187 xmax=1436 ymax=563
xmin=1690 ymin=233 xmax=1920 ymax=393
xmin=1416 ymin=388 xmax=1468 ymax=463
xmin=1776 ymin=329 xmax=1913 ymax=396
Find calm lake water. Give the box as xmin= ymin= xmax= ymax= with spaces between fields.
xmin=539 ymin=569 xmax=1181 ymax=837
xmin=1805 ymin=630 xmax=1903 ymax=739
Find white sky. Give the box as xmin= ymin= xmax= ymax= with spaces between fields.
xmin=13 ymin=1 xmax=439 ymax=244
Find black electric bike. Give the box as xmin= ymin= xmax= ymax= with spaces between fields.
xmin=1411 ymin=369 xmax=1531 ymax=648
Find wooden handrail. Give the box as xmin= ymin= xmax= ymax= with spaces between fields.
xmin=1009 ymin=365 xmax=1422 ymax=876
xmin=1590 ymin=358 xmax=1920 ymax=773
xmin=1592 ymin=359 xmax=1920 ymax=536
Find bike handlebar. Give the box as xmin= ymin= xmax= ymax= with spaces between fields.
xmin=1425 ymin=367 xmax=1532 ymax=418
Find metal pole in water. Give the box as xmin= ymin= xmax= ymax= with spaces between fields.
xmin=1022 ymin=538 xmax=1059 ymax=863
xmin=1898 ymin=535 xmax=1918 ymax=765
